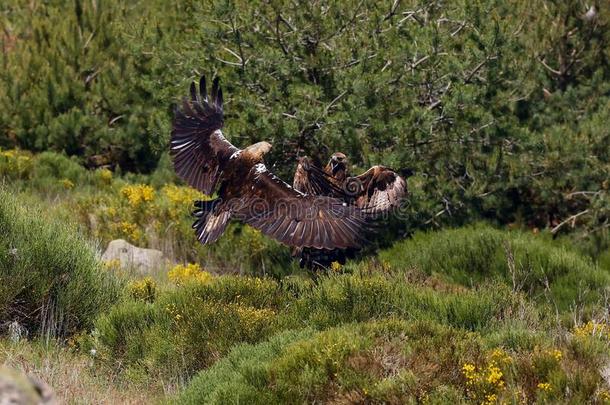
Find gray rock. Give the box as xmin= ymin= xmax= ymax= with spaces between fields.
xmin=0 ymin=367 xmax=55 ymax=405
xmin=101 ymin=239 xmax=166 ymax=275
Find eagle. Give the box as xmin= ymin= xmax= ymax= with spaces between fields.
xmin=170 ymin=76 xmax=369 ymax=250
xmin=293 ymin=154 xmax=407 ymax=215
xmin=292 ymin=153 xmax=408 ymax=268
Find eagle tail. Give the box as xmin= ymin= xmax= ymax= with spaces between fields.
xmin=192 ymin=199 xmax=230 ymax=245
xmin=296 ymin=247 xmax=355 ymax=269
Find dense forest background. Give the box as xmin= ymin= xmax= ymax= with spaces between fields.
xmin=1 ymin=2 xmax=610 ymax=403
xmin=1 ymin=0 xmax=608 ymax=250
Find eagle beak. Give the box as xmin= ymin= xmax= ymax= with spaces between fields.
xmin=331 ymin=161 xmax=339 ymax=174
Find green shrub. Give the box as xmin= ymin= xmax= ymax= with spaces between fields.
xmin=28 ymin=151 xmax=89 ymax=190
xmin=0 ymin=189 xmax=121 ymax=338
xmin=176 ymin=329 xmax=315 ymax=405
xmin=376 ymin=224 xmax=610 ymax=310
xmin=93 ymin=277 xmax=286 ymax=381
xmin=281 ymin=273 xmax=533 ymax=332
xmin=178 ymin=319 xmax=609 ymax=404
xmin=93 ymin=270 xmax=538 ymax=381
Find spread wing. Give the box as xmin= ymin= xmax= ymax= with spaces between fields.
xmin=171 ymin=76 xmax=239 ymax=195
xmin=232 ymin=164 xmax=368 ymax=250
xmin=353 ymin=166 xmax=407 ymax=214
xmin=295 ymin=162 xmax=407 ymax=214
xmin=292 ymin=157 xmax=345 ymax=198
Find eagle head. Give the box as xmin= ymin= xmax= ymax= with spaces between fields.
xmin=245 ymin=141 xmax=273 ymax=160
xmin=297 ymin=156 xmax=313 ymax=171
xmin=329 ymin=152 xmax=347 ymax=176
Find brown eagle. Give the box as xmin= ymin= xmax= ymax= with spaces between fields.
xmin=293 ymin=154 xmax=407 ymax=215
xmin=170 ymin=76 xmax=369 ymax=250
xmin=292 ymin=153 xmax=407 ymax=267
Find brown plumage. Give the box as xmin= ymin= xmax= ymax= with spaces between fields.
xmin=292 ymin=153 xmax=408 ymax=268
xmin=293 ymin=156 xmax=344 ymax=198
xmin=294 ymin=154 xmax=407 ymax=215
xmin=325 ymin=152 xmax=348 ymax=182
xmin=171 ymin=76 xmax=368 ymax=250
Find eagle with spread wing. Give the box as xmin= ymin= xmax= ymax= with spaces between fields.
xmin=170 ymin=76 xmax=369 ymax=250
xmin=292 ymin=153 xmax=408 ymax=267
xmin=293 ymin=153 xmax=407 ymax=215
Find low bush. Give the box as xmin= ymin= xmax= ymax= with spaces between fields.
xmin=376 ymin=224 xmax=610 ymax=311
xmin=282 ymin=274 xmax=533 ymax=332
xmin=178 ymin=319 xmax=610 ymax=404
xmin=92 ymin=271 xmax=540 ymax=382
xmin=0 ymin=189 xmax=121 ymax=338
xmin=91 ymin=276 xmax=288 ymax=381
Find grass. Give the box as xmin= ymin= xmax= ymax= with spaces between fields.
xmin=0 ymin=189 xmax=121 ymax=339
xmin=0 ymin=338 xmax=165 ymax=404
xmin=375 ymin=224 xmax=610 ymax=312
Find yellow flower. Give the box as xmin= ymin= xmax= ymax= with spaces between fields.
xmin=119 ymin=221 xmax=141 ymax=241
xmin=489 ymin=348 xmax=512 ymax=364
xmin=330 ymin=261 xmax=342 ymax=272
xmin=59 ymin=178 xmax=75 ymax=189
xmin=462 ymin=363 xmax=476 ymax=373
xmin=462 ymin=363 xmax=478 ymax=385
xmin=574 ymin=321 xmax=610 ymax=340
xmin=120 ymin=184 xmax=155 ymax=207
xmin=97 ymin=168 xmax=113 ymax=184
xmin=549 ymin=349 xmax=562 ymax=361
xmin=486 ymin=362 xmax=504 ymax=387
xmin=128 ymin=277 xmax=157 ymax=303
xmin=462 ymin=360 xmax=506 ymax=401
xmin=168 ymin=263 xmax=213 ymax=285
xmin=162 ymin=184 xmax=205 ymax=206
xmin=537 ymin=382 xmax=551 ymax=392
xmin=484 ymin=393 xmax=497 ymax=404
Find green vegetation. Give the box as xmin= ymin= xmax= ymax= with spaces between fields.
xmin=1 ymin=0 xmax=608 ymax=242
xmin=57 ymin=223 xmax=607 ymax=402
xmin=0 ymin=0 xmax=609 ymax=403
xmin=1 ymin=186 xmax=608 ymax=402
xmin=178 ymin=319 xmax=610 ymax=404
xmin=0 ymin=189 xmax=120 ymax=338
xmin=377 ymin=225 xmax=610 ymax=311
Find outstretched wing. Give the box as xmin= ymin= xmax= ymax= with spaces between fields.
xmin=171 ymin=76 xmax=239 ymax=195
xmin=353 ymin=166 xmax=407 ymax=214
xmin=233 ymin=164 xmax=368 ymax=250
xmin=292 ymin=157 xmax=345 ymax=198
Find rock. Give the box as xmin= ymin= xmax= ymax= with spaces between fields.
xmin=6 ymin=321 xmax=27 ymax=343
xmin=101 ymin=239 xmax=166 ymax=275
xmin=0 ymin=367 xmax=55 ymax=404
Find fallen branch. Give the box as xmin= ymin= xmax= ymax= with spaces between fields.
xmin=551 ymin=209 xmax=590 ymax=234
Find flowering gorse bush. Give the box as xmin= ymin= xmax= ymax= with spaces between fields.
xmin=168 ymin=263 xmax=213 ymax=286
xmin=574 ymin=320 xmax=610 ymax=341
xmin=0 ymin=149 xmax=33 ymax=180
xmin=120 ymin=184 xmax=155 ymax=207
xmin=128 ymin=277 xmax=157 ymax=303
xmin=462 ymin=360 xmax=506 ymax=404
